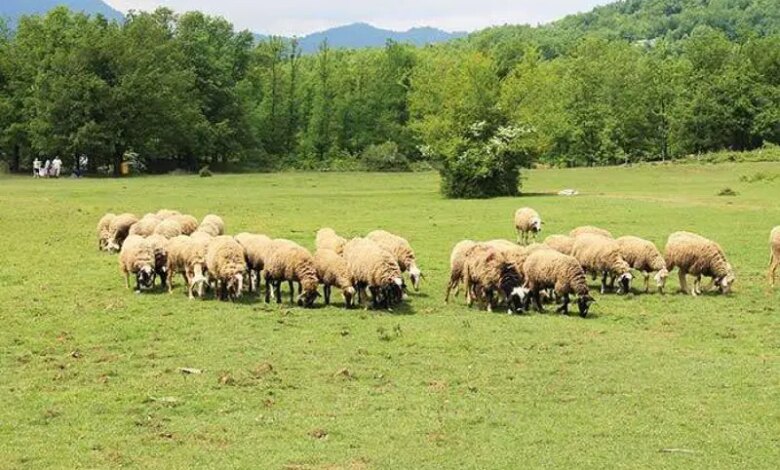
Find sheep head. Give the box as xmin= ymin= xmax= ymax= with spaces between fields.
xmin=717 ymin=269 xmax=736 ymax=294
xmin=655 ymin=268 xmax=669 ymax=293
xmin=226 ymin=273 xmax=244 ymax=300
xmin=136 ymin=265 xmax=155 ymax=290
xmin=409 ymin=265 xmax=422 ymax=291
xmin=577 ymin=294 xmax=596 ymax=318
xmin=617 ymin=272 xmax=633 ymax=294
xmin=342 ymin=286 xmax=356 ymax=309
xmin=531 ymin=217 xmax=543 ymax=233
xmin=297 ymin=288 xmax=320 ymax=308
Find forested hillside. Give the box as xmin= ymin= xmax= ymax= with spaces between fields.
xmin=0 ymin=0 xmax=778 ymax=179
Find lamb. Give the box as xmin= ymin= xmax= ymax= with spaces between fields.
xmin=570 ymin=226 xmax=614 ymax=239
xmin=520 ymin=249 xmax=595 ymax=317
xmin=314 ymin=249 xmax=356 ymax=307
xmin=544 ymin=234 xmax=575 ymax=256
xmin=205 ymin=236 xmax=246 ymax=301
xmin=571 ymin=234 xmax=633 ymax=294
xmin=145 ymin=234 xmax=170 ymax=289
xmin=263 ymin=242 xmax=320 ymax=307
xmin=106 ymin=213 xmax=139 ymax=252
xmin=171 ymin=214 xmax=199 ymax=235
xmin=616 ymin=236 xmax=669 ymax=293
xmin=514 ymin=207 xmax=542 ymax=245
xmin=316 ymin=228 xmax=348 ymax=254
xmin=343 ymin=238 xmax=405 ymax=309
xmin=118 ymin=235 xmax=156 ymax=292
xmin=166 ymin=235 xmax=209 ymax=299
xmin=200 ymin=215 xmax=225 ymax=236
xmin=156 ymin=209 xmax=181 ymax=220
xmin=129 ymin=214 xmax=162 ymax=237
xmin=445 ymin=240 xmax=477 ymax=303
xmin=461 ymin=244 xmax=525 ymax=314
xmin=664 ymin=231 xmax=735 ymax=296
xmin=770 ymin=227 xmax=780 ymax=286
xmin=234 ymin=233 xmax=274 ymax=293
xmin=366 ymin=230 xmax=423 ymax=291
xmin=97 ymin=213 xmax=116 ymax=251
xmin=154 ymin=219 xmax=183 ymax=239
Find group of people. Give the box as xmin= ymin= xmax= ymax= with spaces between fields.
xmin=32 ymin=157 xmax=63 ymax=178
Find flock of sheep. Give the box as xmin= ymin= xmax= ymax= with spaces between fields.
xmin=97 ymin=207 xmax=780 ymax=316
xmin=97 ymin=210 xmax=422 ymax=309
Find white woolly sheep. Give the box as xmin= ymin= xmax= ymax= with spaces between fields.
xmin=172 ymin=214 xmax=199 ymax=236
xmin=520 ymin=249 xmax=595 ymax=317
xmin=156 ymin=209 xmax=181 ymax=220
xmin=664 ymin=231 xmax=735 ymax=296
xmin=206 ymin=236 xmax=247 ymax=301
xmin=316 ymin=228 xmax=348 ymax=255
xmin=166 ymin=235 xmax=209 ymax=299
xmin=191 ymin=231 xmax=214 ymax=243
xmin=154 ymin=219 xmax=183 ymax=239
xmin=571 ymin=234 xmax=633 ymax=294
xmin=616 ymin=236 xmax=669 ymax=293
xmin=145 ymin=234 xmax=170 ymax=289
xmin=200 ymin=214 xmax=225 ymax=236
xmin=570 ymin=226 xmax=614 ymax=239
xmin=445 ymin=240 xmax=477 ymax=302
xmin=129 ymin=215 xmax=162 ymax=237
xmin=97 ymin=213 xmax=116 ymax=251
xmin=461 ymin=244 xmax=525 ymax=314
xmin=314 ymin=249 xmax=356 ymax=308
xmin=770 ymin=227 xmax=780 ymax=286
xmin=366 ymin=230 xmax=423 ymax=291
xmin=514 ymin=207 xmax=542 ymax=245
xmin=263 ymin=242 xmax=320 ymax=307
xmin=234 ymin=233 xmax=274 ymax=293
xmin=107 ymin=213 xmax=139 ymax=252
xmin=544 ymin=234 xmax=575 ymax=256
xmin=343 ymin=237 xmax=405 ymax=309
xmin=118 ymin=235 xmax=156 ymax=292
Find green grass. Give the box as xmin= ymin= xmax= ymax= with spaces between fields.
xmin=1 ymin=163 xmax=779 ymax=469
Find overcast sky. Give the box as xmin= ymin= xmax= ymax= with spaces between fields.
xmin=105 ymin=1 xmax=611 ymax=36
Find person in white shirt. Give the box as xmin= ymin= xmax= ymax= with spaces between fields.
xmin=43 ymin=160 xmax=51 ymax=178
xmin=52 ymin=157 xmax=62 ymax=178
xmin=33 ymin=158 xmax=41 ymax=178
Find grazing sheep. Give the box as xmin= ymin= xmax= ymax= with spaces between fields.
xmin=343 ymin=238 xmax=405 ymax=310
xmin=316 ymin=228 xmax=348 ymax=255
xmin=571 ymin=234 xmax=633 ymax=294
xmin=770 ymin=227 xmax=780 ymax=286
xmin=445 ymin=240 xmax=477 ymax=302
xmin=206 ymin=236 xmax=246 ymax=301
xmin=514 ymin=207 xmax=542 ymax=245
xmin=200 ymin=215 xmax=225 ymax=236
xmin=145 ymin=234 xmax=170 ymax=289
xmin=106 ymin=213 xmax=139 ymax=252
xmin=462 ymin=244 xmax=525 ymax=314
xmin=616 ymin=236 xmax=669 ymax=293
xmin=154 ymin=219 xmax=183 ymax=239
xmin=521 ymin=249 xmax=595 ymax=317
xmin=129 ymin=214 xmax=162 ymax=237
xmin=485 ymin=239 xmax=531 ymax=279
xmin=314 ymin=249 xmax=356 ymax=307
xmin=366 ymin=230 xmax=423 ymax=291
xmin=172 ymin=214 xmax=199 ymax=236
xmin=118 ymin=235 xmax=156 ymax=292
xmin=665 ymin=231 xmax=735 ymax=296
xmin=263 ymin=243 xmax=320 ymax=307
xmin=570 ymin=226 xmax=614 ymax=239
xmin=544 ymin=234 xmax=575 ymax=256
xmin=166 ymin=235 xmax=209 ymax=299
xmin=190 ymin=231 xmax=214 ymax=243
xmin=156 ymin=209 xmax=181 ymax=220
xmin=97 ymin=213 xmax=116 ymax=251
xmin=234 ymin=233 xmax=274 ymax=293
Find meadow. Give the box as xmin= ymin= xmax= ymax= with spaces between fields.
xmin=1 ymin=163 xmax=779 ymax=469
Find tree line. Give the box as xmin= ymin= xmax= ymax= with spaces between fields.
xmin=0 ymin=3 xmax=778 ymax=182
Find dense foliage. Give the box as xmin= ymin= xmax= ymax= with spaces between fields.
xmin=0 ymin=0 xmax=778 ymax=196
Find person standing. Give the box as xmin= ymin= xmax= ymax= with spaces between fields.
xmin=33 ymin=158 xmax=41 ymax=178
xmin=52 ymin=156 xmax=62 ymax=178
xmin=43 ymin=159 xmax=51 ymax=178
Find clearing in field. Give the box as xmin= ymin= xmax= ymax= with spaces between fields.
xmin=1 ymin=163 xmax=779 ymax=468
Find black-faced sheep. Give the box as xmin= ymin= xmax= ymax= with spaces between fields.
xmin=366 ymin=230 xmax=423 ymax=291
xmin=206 ymin=236 xmax=246 ymax=301
xmin=314 ymin=249 xmax=356 ymax=308
xmin=316 ymin=228 xmax=348 ymax=255
xmin=343 ymin=238 xmax=405 ymax=310
xmin=571 ymin=234 xmax=633 ymax=294
xmin=263 ymin=242 xmax=320 ymax=307
xmin=770 ymin=227 xmax=780 ymax=286
xmin=107 ymin=213 xmax=139 ymax=252
xmin=616 ymin=236 xmax=669 ymax=293
xmin=664 ymin=231 xmax=735 ymax=296
xmin=118 ymin=235 xmax=156 ymax=292
xmin=461 ymin=244 xmax=524 ymax=314
xmin=514 ymin=207 xmax=542 ymax=245
xmin=97 ymin=213 xmax=116 ymax=251
xmin=521 ymin=249 xmax=595 ymax=317
xmin=145 ymin=234 xmax=170 ymax=289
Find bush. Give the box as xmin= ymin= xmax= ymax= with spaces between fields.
xmin=360 ymin=142 xmax=411 ymax=172
xmin=0 ymin=161 xmax=9 ymax=175
xmin=199 ymin=166 xmax=213 ymax=177
xmin=717 ymin=187 xmax=738 ymax=196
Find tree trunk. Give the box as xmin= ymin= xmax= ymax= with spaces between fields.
xmin=11 ymin=144 xmax=21 ymax=173
xmin=113 ymin=151 xmax=124 ymax=177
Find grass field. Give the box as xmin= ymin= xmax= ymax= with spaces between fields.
xmin=1 ymin=163 xmax=779 ymax=469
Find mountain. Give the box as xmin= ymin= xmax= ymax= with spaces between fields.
xmin=295 ymin=23 xmax=467 ymax=53
xmin=0 ymin=0 xmax=123 ymax=28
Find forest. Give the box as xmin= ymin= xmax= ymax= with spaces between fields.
xmin=0 ymin=0 xmax=777 ymax=181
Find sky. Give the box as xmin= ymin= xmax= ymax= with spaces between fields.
xmin=104 ymin=1 xmax=611 ymax=36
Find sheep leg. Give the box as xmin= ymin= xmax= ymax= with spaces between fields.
xmin=556 ymin=294 xmax=570 ymax=315
xmin=369 ymin=286 xmax=380 ymax=310
xmin=770 ymin=256 xmax=779 ymax=286
xmin=694 ymin=276 xmax=702 ymax=296
xmin=644 ymin=273 xmax=650 ymax=293
xmin=600 ymin=272 xmax=608 ymax=294
xmin=274 ymin=281 xmax=282 ymax=304
xmin=324 ymin=285 xmax=331 ymax=305
xmin=678 ymin=270 xmax=690 ymax=295
xmin=125 ymin=271 xmax=131 ymax=290
xmin=134 ymin=273 xmax=142 ymax=293
xmin=485 ymin=290 xmax=494 ymax=313
xmin=516 ymin=231 xmax=522 ymax=244
xmin=265 ymin=277 xmax=272 ymax=303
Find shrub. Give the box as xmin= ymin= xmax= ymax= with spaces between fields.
xmin=199 ymin=166 xmax=213 ymax=178
xmin=360 ymin=142 xmax=411 ymax=172
xmin=717 ymin=187 xmax=738 ymax=196
xmin=0 ymin=161 xmax=9 ymax=175
xmin=739 ymin=172 xmax=778 ymax=183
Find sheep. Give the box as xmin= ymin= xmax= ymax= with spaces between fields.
xmin=316 ymin=228 xmax=348 ymax=254
xmin=514 ymin=207 xmax=542 ymax=245
xmin=172 ymin=214 xmax=199 ymax=236
xmin=206 ymin=236 xmax=247 ymax=301
xmin=190 ymin=231 xmax=214 ymax=243
xmin=118 ymin=235 xmax=156 ymax=292
xmin=544 ymin=234 xmax=575 ymax=256
xmin=616 ymin=236 xmax=669 ymax=293
xmin=154 ymin=219 xmax=183 ymax=239
xmin=97 ymin=213 xmax=116 ymax=251
xmin=770 ymin=227 xmax=780 ymax=286
xmin=664 ymin=231 xmax=735 ymax=296
xmin=461 ymin=244 xmax=525 ymax=314
xmin=156 ymin=209 xmax=181 ymax=220
xmin=234 ymin=233 xmax=274 ymax=293
xmin=128 ymin=214 xmax=162 ymax=237
xmin=343 ymin=238 xmax=405 ymax=310
xmin=485 ymin=239 xmax=531 ymax=279
xmin=570 ymin=226 xmax=614 ymax=239
xmin=145 ymin=234 xmax=170 ymax=289
xmin=366 ymin=230 xmax=423 ymax=291
xmin=200 ymin=214 xmax=225 ymax=236
xmin=106 ymin=213 xmax=139 ymax=252
xmin=445 ymin=240 xmax=477 ymax=303
xmin=314 ymin=249 xmax=356 ymax=308
xmin=263 ymin=242 xmax=320 ymax=307
xmin=520 ymin=249 xmax=595 ymax=317
xmin=571 ymin=234 xmax=633 ymax=294
xmin=166 ymin=235 xmax=209 ymax=299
